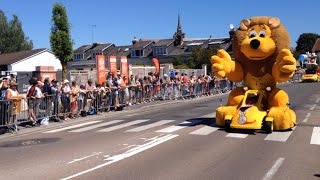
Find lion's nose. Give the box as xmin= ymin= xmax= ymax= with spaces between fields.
xmin=250 ymin=39 xmax=260 ymax=49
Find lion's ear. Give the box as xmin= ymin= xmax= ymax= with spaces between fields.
xmin=268 ymin=17 xmax=281 ymax=29
xmin=239 ymin=19 xmax=251 ymax=31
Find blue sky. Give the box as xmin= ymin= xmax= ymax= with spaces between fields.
xmin=0 ymin=0 xmax=319 ymax=50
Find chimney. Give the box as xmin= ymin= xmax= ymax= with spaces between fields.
xmin=132 ymin=36 xmax=138 ymax=45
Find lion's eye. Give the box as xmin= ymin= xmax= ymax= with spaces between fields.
xmin=259 ymin=30 xmax=266 ymax=38
xmin=249 ymin=30 xmax=257 ymax=38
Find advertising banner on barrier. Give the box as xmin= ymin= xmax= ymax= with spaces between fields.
xmin=109 ymin=55 xmax=117 ymax=75
xmin=96 ymin=55 xmax=106 ymax=84
xmin=120 ymin=56 xmax=128 ymax=78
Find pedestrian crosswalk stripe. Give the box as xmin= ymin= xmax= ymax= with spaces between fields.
xmin=156 ymin=125 xmax=186 ymax=133
xmin=126 ymin=120 xmax=175 ymax=132
xmin=310 ymin=127 xmax=320 ymax=145
xmin=156 ymin=121 xmax=192 ymax=133
xmin=43 ymin=121 xmax=101 ymax=133
xmin=226 ymin=133 xmax=248 ymax=138
xmin=264 ymin=127 xmax=296 ymax=142
xmin=96 ymin=120 xmax=149 ymax=132
xmin=189 ymin=124 xmax=219 ymax=135
xmin=69 ymin=120 xmax=124 ymax=133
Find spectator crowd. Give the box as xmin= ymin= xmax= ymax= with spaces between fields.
xmin=0 ymin=71 xmax=240 ymax=132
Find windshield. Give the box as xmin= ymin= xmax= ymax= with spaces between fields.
xmin=245 ymin=93 xmax=259 ymax=105
xmin=305 ymin=69 xmax=317 ymax=74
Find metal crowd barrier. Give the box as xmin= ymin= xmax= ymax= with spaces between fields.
xmin=0 ymin=79 xmax=239 ymax=134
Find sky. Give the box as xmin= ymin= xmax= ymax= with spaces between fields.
xmin=0 ymin=0 xmax=319 ymax=50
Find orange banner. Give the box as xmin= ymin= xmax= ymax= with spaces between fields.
xmin=109 ymin=55 xmax=117 ymax=75
xmin=120 ymin=56 xmax=128 ymax=78
xmin=152 ymin=57 xmax=160 ymax=75
xmin=96 ymin=55 xmax=106 ymax=84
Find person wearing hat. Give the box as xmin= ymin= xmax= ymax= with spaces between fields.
xmin=6 ymin=82 xmax=23 ymax=130
xmin=61 ymin=79 xmax=72 ymax=120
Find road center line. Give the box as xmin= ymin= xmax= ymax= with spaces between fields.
xmin=262 ymin=157 xmax=285 ymax=180
xmin=310 ymin=104 xmax=316 ymax=111
xmin=61 ymin=134 xmax=178 ymax=180
xmin=302 ymin=113 xmax=311 ymax=123
xmin=316 ymin=98 xmax=320 ymax=103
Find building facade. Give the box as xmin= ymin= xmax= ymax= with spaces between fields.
xmin=68 ymin=15 xmax=233 ymax=71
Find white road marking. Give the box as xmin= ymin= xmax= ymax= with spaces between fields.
xmin=310 ymin=127 xmax=320 ymax=145
xmin=61 ymin=134 xmax=178 ymax=180
xmin=156 ymin=126 xmax=186 ymax=133
xmin=126 ymin=120 xmax=175 ymax=132
xmin=68 ymin=120 xmax=124 ymax=132
xmin=302 ymin=113 xmax=311 ymax=123
xmin=68 ymin=152 xmax=102 ymax=164
xmin=226 ymin=133 xmax=248 ymax=138
xmin=310 ymin=104 xmax=316 ymax=111
xmin=316 ymin=98 xmax=320 ymax=103
xmin=125 ymin=113 xmax=141 ymax=117
xmin=264 ymin=127 xmax=296 ymax=142
xmin=200 ymin=112 xmax=216 ymax=118
xmin=156 ymin=121 xmax=190 ymax=133
xmin=96 ymin=120 xmax=149 ymax=132
xmin=43 ymin=121 xmax=101 ymax=133
xmin=262 ymin=157 xmax=285 ymax=180
xmin=189 ymin=124 xmax=219 ymax=135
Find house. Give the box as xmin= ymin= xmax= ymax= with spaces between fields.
xmin=68 ymin=43 xmax=114 ymax=70
xmin=0 ymin=48 xmax=62 ymax=72
xmin=312 ymin=38 xmax=320 ymax=54
xmin=68 ymin=14 xmax=233 ymax=70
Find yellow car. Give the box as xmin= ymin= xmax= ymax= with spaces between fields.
xmin=224 ymin=88 xmax=273 ymax=133
xmin=301 ymin=71 xmax=319 ymax=82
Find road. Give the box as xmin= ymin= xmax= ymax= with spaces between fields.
xmin=0 ymin=82 xmax=320 ymax=180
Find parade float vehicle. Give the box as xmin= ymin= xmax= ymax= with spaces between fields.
xmin=224 ymin=87 xmax=273 ymax=133
xmin=301 ymin=68 xmax=319 ymax=82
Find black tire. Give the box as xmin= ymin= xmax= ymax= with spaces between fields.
xmin=225 ymin=120 xmax=231 ymax=132
xmin=263 ymin=121 xmax=273 ymax=134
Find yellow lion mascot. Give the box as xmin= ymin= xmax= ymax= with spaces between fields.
xmin=211 ymin=16 xmax=296 ymax=130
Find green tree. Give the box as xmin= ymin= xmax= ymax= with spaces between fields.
xmin=172 ymin=56 xmax=183 ymax=66
xmin=50 ymin=3 xmax=73 ymax=80
xmin=296 ymin=33 xmax=320 ymax=54
xmin=189 ymin=46 xmax=217 ymax=72
xmin=0 ymin=10 xmax=33 ymax=54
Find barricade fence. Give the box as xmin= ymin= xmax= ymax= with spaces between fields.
xmin=0 ymin=79 xmax=242 ymax=133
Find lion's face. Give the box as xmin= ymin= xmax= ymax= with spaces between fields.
xmin=233 ymin=16 xmax=290 ymax=66
xmin=240 ymin=24 xmax=276 ymax=60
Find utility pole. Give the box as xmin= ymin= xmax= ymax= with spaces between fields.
xmin=91 ymin=24 xmax=96 ymax=44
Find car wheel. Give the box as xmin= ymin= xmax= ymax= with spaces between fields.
xmin=263 ymin=121 xmax=273 ymax=134
xmin=225 ymin=120 xmax=231 ymax=132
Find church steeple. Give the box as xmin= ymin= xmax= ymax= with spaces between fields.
xmin=173 ymin=14 xmax=185 ymax=46
xmin=177 ymin=14 xmax=182 ymax=32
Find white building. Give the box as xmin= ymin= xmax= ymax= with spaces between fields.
xmin=0 ymin=48 xmax=62 ymax=72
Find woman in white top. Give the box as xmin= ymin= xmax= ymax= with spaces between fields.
xmin=6 ymin=82 xmax=23 ymax=127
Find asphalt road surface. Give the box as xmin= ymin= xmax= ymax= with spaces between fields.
xmin=0 ymin=82 xmax=320 ymax=180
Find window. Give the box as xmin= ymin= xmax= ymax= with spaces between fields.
xmin=73 ymin=53 xmax=84 ymax=61
xmin=154 ymin=47 xmax=167 ymax=56
xmin=131 ymin=49 xmax=143 ymax=57
xmin=92 ymin=52 xmax=102 ymax=60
